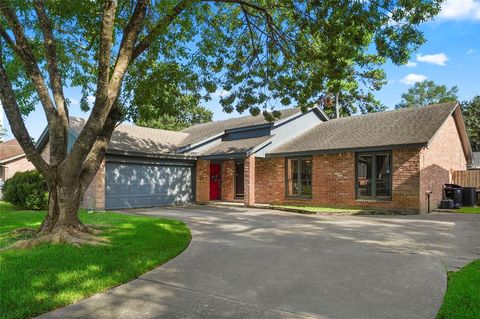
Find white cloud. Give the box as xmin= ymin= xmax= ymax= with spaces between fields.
xmin=400 ymin=73 xmax=427 ymax=85
xmin=405 ymin=61 xmax=417 ymax=68
xmin=87 ymin=95 xmax=95 ymax=104
xmin=69 ymin=98 xmax=79 ymax=107
xmin=467 ymin=48 xmax=476 ymax=54
xmin=416 ymin=53 xmax=449 ymax=66
xmin=439 ymin=0 xmax=480 ymax=21
xmin=211 ymin=89 xmax=231 ymax=98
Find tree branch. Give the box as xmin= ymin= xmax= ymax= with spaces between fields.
xmin=109 ymin=0 xmax=148 ymax=92
xmin=0 ymin=54 xmax=49 ymax=174
xmin=33 ymin=0 xmax=69 ymax=159
xmin=33 ymin=1 xmax=67 ymax=118
xmin=68 ymin=0 xmax=148 ymax=174
xmin=0 ymin=0 xmax=58 ymax=122
xmin=79 ymin=104 xmax=121 ymax=189
xmin=132 ymin=0 xmax=190 ymax=60
xmin=95 ymin=0 xmax=117 ymax=109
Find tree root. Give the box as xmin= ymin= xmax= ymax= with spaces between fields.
xmin=84 ymin=224 xmax=111 ymax=235
xmin=10 ymin=227 xmax=37 ymax=237
xmin=3 ymin=225 xmax=110 ymax=250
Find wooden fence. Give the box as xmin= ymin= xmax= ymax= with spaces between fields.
xmin=452 ymin=170 xmax=480 ymax=188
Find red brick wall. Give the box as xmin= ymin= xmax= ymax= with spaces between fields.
xmin=255 ymin=157 xmax=285 ymax=204
xmin=420 ymin=115 xmax=467 ymax=212
xmin=221 ymin=160 xmax=235 ymax=201
xmin=255 ymin=149 xmax=422 ymax=213
xmin=196 ymin=159 xmax=210 ymax=204
xmin=244 ymin=156 xmax=256 ymax=206
xmin=309 ymin=152 xmax=354 ymax=206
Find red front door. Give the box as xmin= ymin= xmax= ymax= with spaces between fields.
xmin=210 ymin=163 xmax=221 ymax=200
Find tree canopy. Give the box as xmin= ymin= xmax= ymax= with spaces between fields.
xmin=395 ymin=80 xmax=459 ymax=109
xmin=124 ymin=62 xmax=213 ymax=131
xmin=0 ymin=0 xmax=443 ymax=246
xmin=462 ymin=95 xmax=480 ymax=152
xmin=3 ymin=1 xmax=443 ymax=121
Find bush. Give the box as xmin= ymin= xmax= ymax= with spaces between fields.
xmin=3 ymin=170 xmax=48 ymax=210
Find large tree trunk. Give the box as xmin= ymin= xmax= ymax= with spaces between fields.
xmin=0 ymin=0 xmax=155 ymax=249
xmin=10 ymin=168 xmax=108 ymax=249
xmin=39 ymin=175 xmax=86 ymax=234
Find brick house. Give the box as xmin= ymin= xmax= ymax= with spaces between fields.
xmin=0 ymin=139 xmax=35 ymax=181
xmin=38 ymin=102 xmax=473 ymax=213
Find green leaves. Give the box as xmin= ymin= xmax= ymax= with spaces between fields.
xmin=2 ymin=0 xmax=443 ymax=121
xmin=461 ymin=96 xmax=480 ymax=152
xmin=123 ymin=62 xmax=212 ymax=131
xmin=395 ymin=80 xmax=459 ymax=108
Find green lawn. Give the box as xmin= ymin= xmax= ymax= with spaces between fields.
xmin=0 ymin=201 xmax=191 ymax=319
xmin=456 ymin=206 xmax=480 ymax=214
xmin=437 ymin=260 xmax=480 ymax=319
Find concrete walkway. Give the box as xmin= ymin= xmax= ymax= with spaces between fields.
xmin=38 ymin=206 xmax=480 ymax=319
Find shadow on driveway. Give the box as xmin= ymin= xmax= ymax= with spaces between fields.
xmin=37 ymin=206 xmax=480 ymax=319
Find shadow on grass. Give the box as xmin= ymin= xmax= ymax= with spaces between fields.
xmin=0 ymin=208 xmax=191 ymax=319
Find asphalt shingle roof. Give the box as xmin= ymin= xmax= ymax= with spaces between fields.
xmin=67 ymin=108 xmax=301 ymax=155
xmin=198 ymin=136 xmax=272 ymax=156
xmin=69 ymin=117 xmax=189 ymax=155
xmin=180 ymin=107 xmax=301 ymax=146
xmin=270 ymin=102 xmax=458 ymax=155
xmin=0 ymin=139 xmax=25 ymax=162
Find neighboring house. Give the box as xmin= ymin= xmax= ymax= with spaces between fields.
xmin=0 ymin=139 xmax=35 ymax=181
xmin=37 ymin=102 xmax=472 ymax=213
xmin=468 ymin=152 xmax=480 ymax=169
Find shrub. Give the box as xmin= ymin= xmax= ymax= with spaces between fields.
xmin=3 ymin=170 xmax=48 ymax=210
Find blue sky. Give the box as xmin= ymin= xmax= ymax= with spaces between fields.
xmin=1 ymin=0 xmax=480 ymax=140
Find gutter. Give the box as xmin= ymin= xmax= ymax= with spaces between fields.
xmin=0 ymin=153 xmax=27 ymax=164
xmin=176 ymin=132 xmax=225 ymax=153
xmin=199 ymin=152 xmax=248 ymax=160
xmin=265 ymin=143 xmax=428 ymax=158
xmin=106 ymin=149 xmax=197 ymax=160
xmin=246 ymin=138 xmax=274 ymax=156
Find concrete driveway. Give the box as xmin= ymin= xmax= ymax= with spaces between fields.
xmin=38 ymin=206 xmax=480 ymax=319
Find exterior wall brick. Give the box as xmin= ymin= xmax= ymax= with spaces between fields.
xmin=244 ymin=155 xmax=256 ymax=206
xmin=255 ymin=157 xmax=285 ymax=204
xmin=419 ymin=115 xmax=467 ymax=212
xmin=82 ymin=160 xmax=106 ymax=210
xmin=196 ymin=159 xmax=210 ymax=204
xmin=254 ymin=149 xmax=422 ymax=213
xmin=221 ymin=160 xmax=235 ymax=201
xmin=1 ymin=156 xmax=35 ymax=180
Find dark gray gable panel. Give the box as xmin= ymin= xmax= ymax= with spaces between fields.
xmin=222 ymin=126 xmax=271 ymax=141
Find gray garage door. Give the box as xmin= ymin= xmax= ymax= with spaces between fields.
xmin=105 ymin=162 xmax=193 ymax=209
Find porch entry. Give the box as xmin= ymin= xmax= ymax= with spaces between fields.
xmin=235 ymin=161 xmax=245 ymax=198
xmin=210 ymin=163 xmax=221 ymax=200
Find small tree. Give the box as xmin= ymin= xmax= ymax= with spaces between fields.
xmin=462 ymin=96 xmax=480 ymax=152
xmin=395 ymin=80 xmax=458 ymax=108
xmin=0 ymin=0 xmax=442 ymax=246
xmin=3 ymin=170 xmax=48 ymax=210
